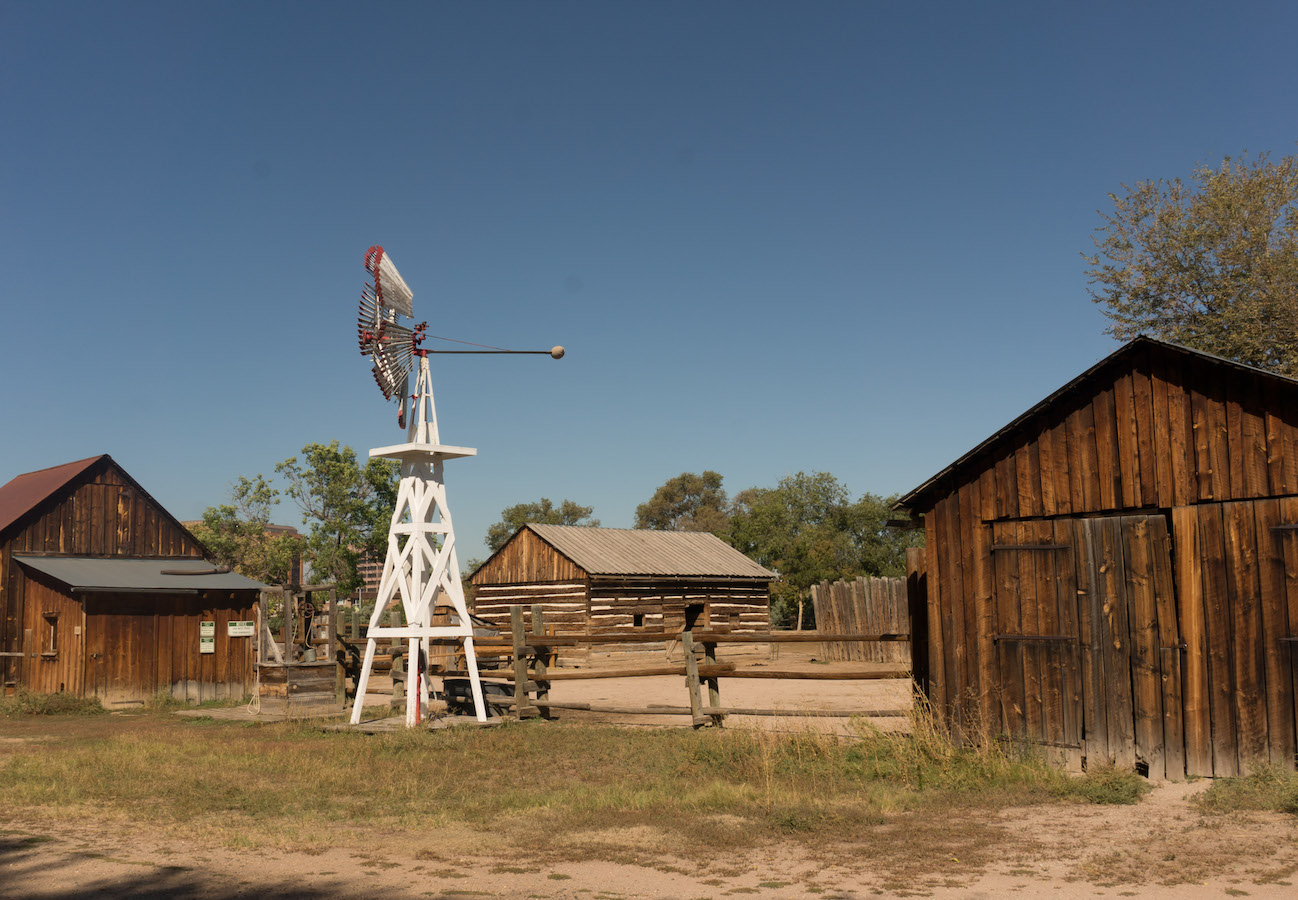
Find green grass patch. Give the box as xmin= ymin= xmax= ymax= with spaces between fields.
xmin=0 ymin=689 xmax=106 ymax=717
xmin=1196 ymin=765 xmax=1298 ymax=815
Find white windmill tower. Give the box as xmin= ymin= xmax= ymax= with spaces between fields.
xmin=350 ymin=246 xmax=563 ymax=726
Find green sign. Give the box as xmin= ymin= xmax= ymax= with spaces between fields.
xmin=227 ymin=621 xmax=254 ymax=638
xmin=199 ymin=636 xmax=215 ymax=654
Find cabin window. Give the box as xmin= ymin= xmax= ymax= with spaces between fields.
xmin=42 ymin=613 xmax=58 ymax=656
xmin=633 ymin=613 xmax=644 ymax=628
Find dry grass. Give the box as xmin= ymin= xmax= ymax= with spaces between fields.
xmin=0 ymin=704 xmax=1147 ymax=873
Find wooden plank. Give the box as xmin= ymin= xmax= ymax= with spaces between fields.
xmin=1226 ymin=381 xmax=1247 ymax=499
xmin=1053 ymin=519 xmax=1084 ymax=769
xmin=1114 ymin=371 xmax=1142 ymax=508
xmin=1198 ymin=503 xmax=1239 ymax=776
xmin=1280 ymin=497 xmax=1298 ymax=772
xmin=1074 ymin=518 xmax=1108 ymax=764
xmin=957 ymin=486 xmax=980 ymax=719
xmin=1148 ymin=350 xmax=1175 ymax=509
xmin=1190 ymin=380 xmax=1217 ymax=501
xmin=1206 ymin=380 xmax=1233 ymax=502
xmin=938 ymin=497 xmax=965 ymax=725
xmin=1148 ymin=516 xmax=1183 ymax=780
xmin=1015 ymin=442 xmax=1044 ymax=520
xmin=1037 ymin=420 xmax=1059 ymax=517
xmin=995 ymin=452 xmax=1018 ymax=521
xmin=1076 ymin=402 xmax=1101 ymax=513
xmin=1090 ymin=387 xmax=1121 ymax=509
xmin=1098 ymin=517 xmax=1137 ymax=769
xmin=1032 ymin=521 xmax=1065 ymax=757
xmin=1253 ymin=499 xmax=1295 ymax=770
xmin=1047 ymin=416 xmax=1073 ymax=516
xmin=1224 ymin=501 xmax=1268 ymax=771
xmin=1123 ymin=517 xmax=1165 ymax=778
xmin=1239 ymin=378 xmax=1270 ymax=499
xmin=1263 ymin=381 xmax=1292 ymax=496
xmin=1163 ymin=354 xmax=1195 ymax=508
xmin=971 ymin=500 xmax=996 ymax=739
xmin=906 ymin=547 xmax=930 ymax=698
xmin=1173 ymin=505 xmax=1213 ymax=777
xmin=1016 ymin=523 xmax=1044 ymax=742
xmin=993 ymin=520 xmax=1025 ymax=738
xmin=1131 ymin=359 xmax=1158 ymax=507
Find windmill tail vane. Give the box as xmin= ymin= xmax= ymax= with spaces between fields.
xmin=357 ymin=244 xmax=565 ymax=426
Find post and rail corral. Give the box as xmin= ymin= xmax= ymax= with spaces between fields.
xmin=898 ymin=336 xmax=1298 ymax=780
xmin=462 ymin=604 xmax=912 ymax=726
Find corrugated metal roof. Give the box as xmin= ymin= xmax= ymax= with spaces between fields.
xmin=525 ymin=524 xmax=774 ymax=579
xmin=896 ymin=335 xmax=1298 ymax=513
xmin=14 ymin=556 xmax=268 ymax=592
xmin=0 ymin=455 xmax=105 ymax=537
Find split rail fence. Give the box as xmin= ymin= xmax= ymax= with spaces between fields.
xmin=455 ymin=604 xmax=913 ymax=727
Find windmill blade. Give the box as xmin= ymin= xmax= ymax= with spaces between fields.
xmin=364 ymin=245 xmax=414 ymax=318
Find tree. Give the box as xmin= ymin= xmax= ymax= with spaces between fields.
xmin=484 ymin=498 xmax=599 ymax=554
xmin=191 ymin=474 xmax=303 ymax=585
xmin=1085 ymin=151 xmax=1298 ymax=374
xmin=727 ymin=472 xmax=921 ymax=628
xmin=275 ymin=440 xmax=399 ymax=595
xmin=633 ymin=470 xmax=730 ymax=534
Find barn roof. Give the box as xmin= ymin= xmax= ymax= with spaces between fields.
xmin=897 ymin=336 xmax=1298 ymax=514
xmin=523 ymin=524 xmax=775 ymax=579
xmin=0 ymin=455 xmax=106 ymax=537
xmin=13 ymin=555 xmax=267 ymax=592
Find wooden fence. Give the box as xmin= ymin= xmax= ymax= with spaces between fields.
xmin=810 ymin=576 xmax=909 ymax=664
xmin=450 ymin=604 xmax=912 ymax=727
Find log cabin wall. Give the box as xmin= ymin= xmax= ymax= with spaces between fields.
xmin=903 ymin=339 xmax=1298 ymax=779
xmin=1 ymin=455 xmax=253 ymax=702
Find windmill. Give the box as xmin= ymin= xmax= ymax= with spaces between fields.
xmin=351 ymin=246 xmax=563 ymax=726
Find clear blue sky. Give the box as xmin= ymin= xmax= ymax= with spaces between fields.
xmin=3 ymin=1 xmax=1295 ymax=562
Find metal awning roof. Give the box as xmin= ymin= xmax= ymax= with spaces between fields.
xmin=13 ymin=556 xmax=268 ymax=593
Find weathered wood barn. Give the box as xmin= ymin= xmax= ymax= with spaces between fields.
xmin=0 ymin=455 xmax=266 ymax=705
xmin=898 ymin=337 xmax=1298 ymax=779
xmin=469 ymin=525 xmax=774 ymax=643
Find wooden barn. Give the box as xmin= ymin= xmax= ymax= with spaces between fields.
xmin=0 ymin=455 xmax=266 ymax=706
xmin=898 ymin=337 xmax=1298 ymax=779
xmin=469 ymin=525 xmax=774 ymax=648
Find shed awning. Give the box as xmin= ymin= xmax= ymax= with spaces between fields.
xmin=13 ymin=556 xmax=267 ymax=593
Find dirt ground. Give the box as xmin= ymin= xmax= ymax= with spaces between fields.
xmin=3 ymin=651 xmax=1297 ymax=898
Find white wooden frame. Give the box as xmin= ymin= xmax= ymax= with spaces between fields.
xmin=350 ymin=355 xmax=487 ymax=725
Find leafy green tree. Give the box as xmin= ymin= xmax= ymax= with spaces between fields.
xmin=1085 ymin=151 xmax=1298 ymax=374
xmin=275 ymin=441 xmax=399 ymax=595
xmin=484 ymin=498 xmax=599 ymax=554
xmin=728 ymin=472 xmax=920 ymax=628
xmin=191 ymin=475 xmax=303 ymax=585
xmin=634 ymin=470 xmax=730 ymax=534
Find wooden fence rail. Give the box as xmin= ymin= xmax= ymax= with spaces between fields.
xmin=490 ymin=604 xmax=912 ymax=728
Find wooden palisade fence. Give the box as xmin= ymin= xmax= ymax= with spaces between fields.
xmin=810 ymin=576 xmax=910 ymax=664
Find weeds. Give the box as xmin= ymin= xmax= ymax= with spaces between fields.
xmin=1196 ymin=765 xmax=1298 ymax=816
xmin=0 ymin=689 xmax=105 ymax=717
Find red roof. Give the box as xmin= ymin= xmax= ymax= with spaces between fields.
xmin=0 ymin=455 xmax=106 ymax=537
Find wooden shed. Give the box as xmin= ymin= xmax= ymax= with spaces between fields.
xmin=469 ymin=525 xmax=774 ymax=648
xmin=0 ymin=455 xmax=266 ymax=706
xmin=898 ymin=337 xmax=1298 ymax=779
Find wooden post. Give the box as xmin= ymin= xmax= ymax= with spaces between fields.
xmin=682 ymin=632 xmax=706 ymax=727
xmin=391 ymin=646 xmax=406 ymax=710
xmin=281 ymin=591 xmax=293 ymax=663
xmin=704 ymin=640 xmax=723 ymax=727
xmin=531 ymin=604 xmax=550 ymax=715
xmin=511 ymin=606 xmax=534 ymax=719
xmin=329 ymin=590 xmax=345 ymax=704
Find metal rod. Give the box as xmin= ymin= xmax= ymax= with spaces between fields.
xmin=427 ymin=349 xmax=555 ymax=354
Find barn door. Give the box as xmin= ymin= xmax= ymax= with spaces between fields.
xmin=1074 ymin=515 xmax=1184 ymax=779
xmin=990 ymin=520 xmax=1083 ymax=767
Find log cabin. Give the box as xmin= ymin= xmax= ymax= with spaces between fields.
xmin=468 ymin=525 xmax=774 ymax=656
xmin=897 ymin=336 xmax=1298 ymax=779
xmin=0 ymin=455 xmax=266 ymax=705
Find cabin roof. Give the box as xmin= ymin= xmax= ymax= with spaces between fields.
xmin=897 ymin=336 xmax=1298 ymax=514
xmin=0 ymin=455 xmax=106 ymax=537
xmin=512 ymin=524 xmax=774 ymax=579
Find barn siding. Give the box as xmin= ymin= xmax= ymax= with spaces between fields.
xmin=1 ymin=456 xmax=249 ymax=701
xmin=906 ymin=340 xmax=1298 ymax=778
xmin=471 ymin=528 xmax=586 ymax=585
